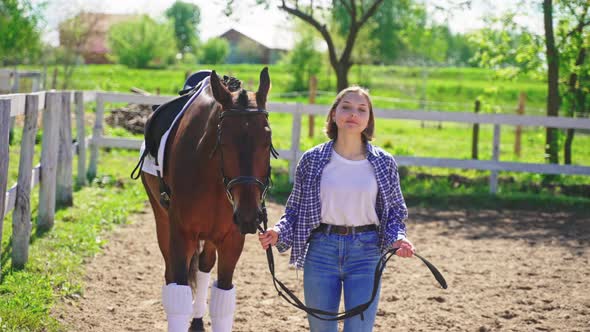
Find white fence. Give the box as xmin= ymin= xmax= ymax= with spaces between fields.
xmin=87 ymin=92 xmax=590 ymax=193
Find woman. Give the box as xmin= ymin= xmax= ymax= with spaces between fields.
xmin=259 ymin=86 xmax=414 ymax=332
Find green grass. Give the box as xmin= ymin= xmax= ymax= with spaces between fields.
xmin=0 ymin=149 xmax=146 ymax=332
xmin=9 ymin=67 xmax=590 ymax=191
xmin=27 ymin=63 xmax=549 ymax=114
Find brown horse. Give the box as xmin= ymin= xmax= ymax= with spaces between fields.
xmin=141 ymin=68 xmax=273 ymax=332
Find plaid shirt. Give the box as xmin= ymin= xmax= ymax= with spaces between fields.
xmin=274 ymin=140 xmax=408 ymax=269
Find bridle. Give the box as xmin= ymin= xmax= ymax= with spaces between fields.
xmin=209 ymin=108 xmax=279 ymax=207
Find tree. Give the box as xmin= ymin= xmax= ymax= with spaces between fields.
xmin=544 ymin=0 xmax=560 ymax=164
xmin=555 ymin=0 xmax=589 ymax=164
xmin=57 ymin=12 xmax=102 ymax=89
xmin=108 ymin=15 xmax=177 ymax=69
xmin=470 ymin=1 xmax=589 ymax=165
xmin=369 ymin=0 xmax=413 ymax=64
xmin=199 ymin=38 xmax=229 ymax=65
xmin=229 ymin=0 xmax=386 ymax=91
xmin=281 ymin=31 xmax=322 ymax=91
xmin=469 ymin=19 xmax=544 ymax=76
xmin=165 ymin=1 xmax=201 ymax=54
xmin=0 ymin=0 xmax=42 ymax=65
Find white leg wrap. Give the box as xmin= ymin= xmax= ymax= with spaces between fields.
xmin=192 ymin=270 xmax=211 ymax=318
xmin=162 ymin=283 xmax=193 ymax=332
xmin=209 ymin=281 xmax=237 ymax=332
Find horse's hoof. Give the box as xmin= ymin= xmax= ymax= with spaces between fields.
xmin=189 ymin=318 xmax=205 ymax=332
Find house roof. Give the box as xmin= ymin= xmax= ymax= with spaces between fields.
xmin=218 ymin=28 xmax=293 ymax=51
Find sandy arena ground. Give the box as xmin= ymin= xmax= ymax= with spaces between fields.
xmin=53 ymin=201 xmax=590 ymax=331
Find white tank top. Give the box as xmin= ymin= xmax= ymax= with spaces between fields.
xmin=319 ymin=149 xmax=379 ymax=227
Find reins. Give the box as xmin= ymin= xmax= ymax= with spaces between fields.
xmin=257 ymin=213 xmax=448 ymax=321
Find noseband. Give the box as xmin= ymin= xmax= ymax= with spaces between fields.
xmin=210 ymin=109 xmax=279 ymax=206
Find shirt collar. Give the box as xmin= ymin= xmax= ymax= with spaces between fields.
xmin=321 ymin=140 xmax=378 ymax=160
xmin=365 ymin=141 xmax=378 ymax=159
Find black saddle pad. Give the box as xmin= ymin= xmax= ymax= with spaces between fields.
xmin=144 ymin=88 xmax=198 ymax=158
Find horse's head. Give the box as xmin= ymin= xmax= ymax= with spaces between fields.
xmin=209 ymin=67 xmax=277 ymax=235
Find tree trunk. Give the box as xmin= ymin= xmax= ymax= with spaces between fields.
xmin=564 ymin=128 xmax=574 ymax=164
xmin=564 ymin=43 xmax=586 ymax=165
xmin=543 ymin=0 xmax=560 ymax=164
xmin=335 ymin=63 xmax=351 ymax=92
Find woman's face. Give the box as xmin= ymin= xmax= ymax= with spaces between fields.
xmin=332 ymin=92 xmax=370 ymax=137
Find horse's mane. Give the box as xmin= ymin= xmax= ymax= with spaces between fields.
xmin=221 ymin=75 xmax=242 ymax=92
xmin=220 ymin=74 xmax=252 ymax=109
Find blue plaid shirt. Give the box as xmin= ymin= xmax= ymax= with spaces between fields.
xmin=274 ymin=140 xmax=408 ymax=269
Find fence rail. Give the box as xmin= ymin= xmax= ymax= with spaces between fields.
xmin=2 ymin=89 xmax=590 ymax=270
xmin=87 ymin=92 xmax=590 ymax=188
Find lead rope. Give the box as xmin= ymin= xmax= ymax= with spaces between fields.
xmin=258 ymin=216 xmax=448 ymax=321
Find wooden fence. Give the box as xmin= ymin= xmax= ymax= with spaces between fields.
xmin=0 ymin=91 xmax=93 ymax=270
xmin=2 ymin=90 xmax=590 ymax=270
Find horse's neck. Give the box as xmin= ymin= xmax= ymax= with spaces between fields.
xmin=181 ymin=103 xmax=222 ymax=191
xmin=195 ymin=103 xmax=221 ymax=158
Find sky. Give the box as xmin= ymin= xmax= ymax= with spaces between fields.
xmin=36 ymin=0 xmax=544 ymax=49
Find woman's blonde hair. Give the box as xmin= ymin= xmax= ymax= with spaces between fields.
xmin=324 ymin=86 xmax=375 ymax=142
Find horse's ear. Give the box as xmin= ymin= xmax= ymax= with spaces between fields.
xmin=210 ymin=70 xmax=232 ymax=107
xmin=256 ymin=67 xmax=271 ymax=109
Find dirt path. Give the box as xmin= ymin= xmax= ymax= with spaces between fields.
xmin=54 ymin=203 xmax=590 ymax=331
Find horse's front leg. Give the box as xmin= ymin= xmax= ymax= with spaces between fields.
xmin=210 ymin=231 xmax=245 ymax=332
xmin=162 ymin=220 xmax=199 ymax=332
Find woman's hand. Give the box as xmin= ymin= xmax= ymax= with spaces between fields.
xmin=392 ymin=238 xmax=415 ymax=258
xmin=258 ymin=229 xmax=279 ymax=250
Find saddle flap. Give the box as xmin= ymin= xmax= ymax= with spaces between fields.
xmin=144 ymin=90 xmax=195 ymax=158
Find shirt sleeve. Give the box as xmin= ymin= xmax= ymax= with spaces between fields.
xmin=383 ymin=157 xmax=408 ymax=248
xmin=274 ymin=154 xmax=308 ymax=252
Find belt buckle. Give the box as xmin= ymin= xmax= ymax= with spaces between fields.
xmin=338 ymin=226 xmax=349 ymax=235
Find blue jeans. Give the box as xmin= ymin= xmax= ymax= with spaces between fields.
xmin=304 ymin=229 xmax=382 ymax=332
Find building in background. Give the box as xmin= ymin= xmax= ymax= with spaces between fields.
xmin=218 ymin=28 xmax=289 ymax=64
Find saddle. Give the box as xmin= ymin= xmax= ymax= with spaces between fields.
xmin=130 ymin=70 xmax=211 ymax=184
xmin=145 ymin=70 xmax=211 ymax=158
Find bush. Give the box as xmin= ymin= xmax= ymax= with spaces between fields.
xmin=108 ymin=15 xmax=177 ymax=69
xmin=199 ymin=38 xmax=229 ymax=65
xmin=281 ymin=34 xmax=322 ymax=91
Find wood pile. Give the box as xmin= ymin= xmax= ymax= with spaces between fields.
xmin=105 ymin=104 xmax=152 ymax=134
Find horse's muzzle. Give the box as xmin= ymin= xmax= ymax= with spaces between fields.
xmin=233 ymin=209 xmax=262 ymax=234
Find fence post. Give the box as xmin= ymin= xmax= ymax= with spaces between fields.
xmin=471 ymin=100 xmax=481 ymax=159
xmin=12 ymin=94 xmax=39 ymax=268
xmin=514 ymin=92 xmax=526 ymax=157
xmin=88 ymin=93 xmax=104 ymax=180
xmin=0 ymin=99 xmax=11 ymax=273
xmin=75 ymin=92 xmax=87 ymax=186
xmin=289 ymin=103 xmax=303 ymax=182
xmin=308 ymin=75 xmax=317 ymax=138
xmin=38 ymin=92 xmax=61 ymax=231
xmin=490 ymin=124 xmax=501 ymax=194
xmin=51 ymin=67 xmax=58 ymax=89
xmin=56 ymin=92 xmax=73 ymax=207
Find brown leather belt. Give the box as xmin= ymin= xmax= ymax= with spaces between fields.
xmin=314 ymin=223 xmax=377 ymax=235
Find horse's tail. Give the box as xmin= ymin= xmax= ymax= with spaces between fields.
xmin=188 ymin=241 xmax=201 ymax=298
